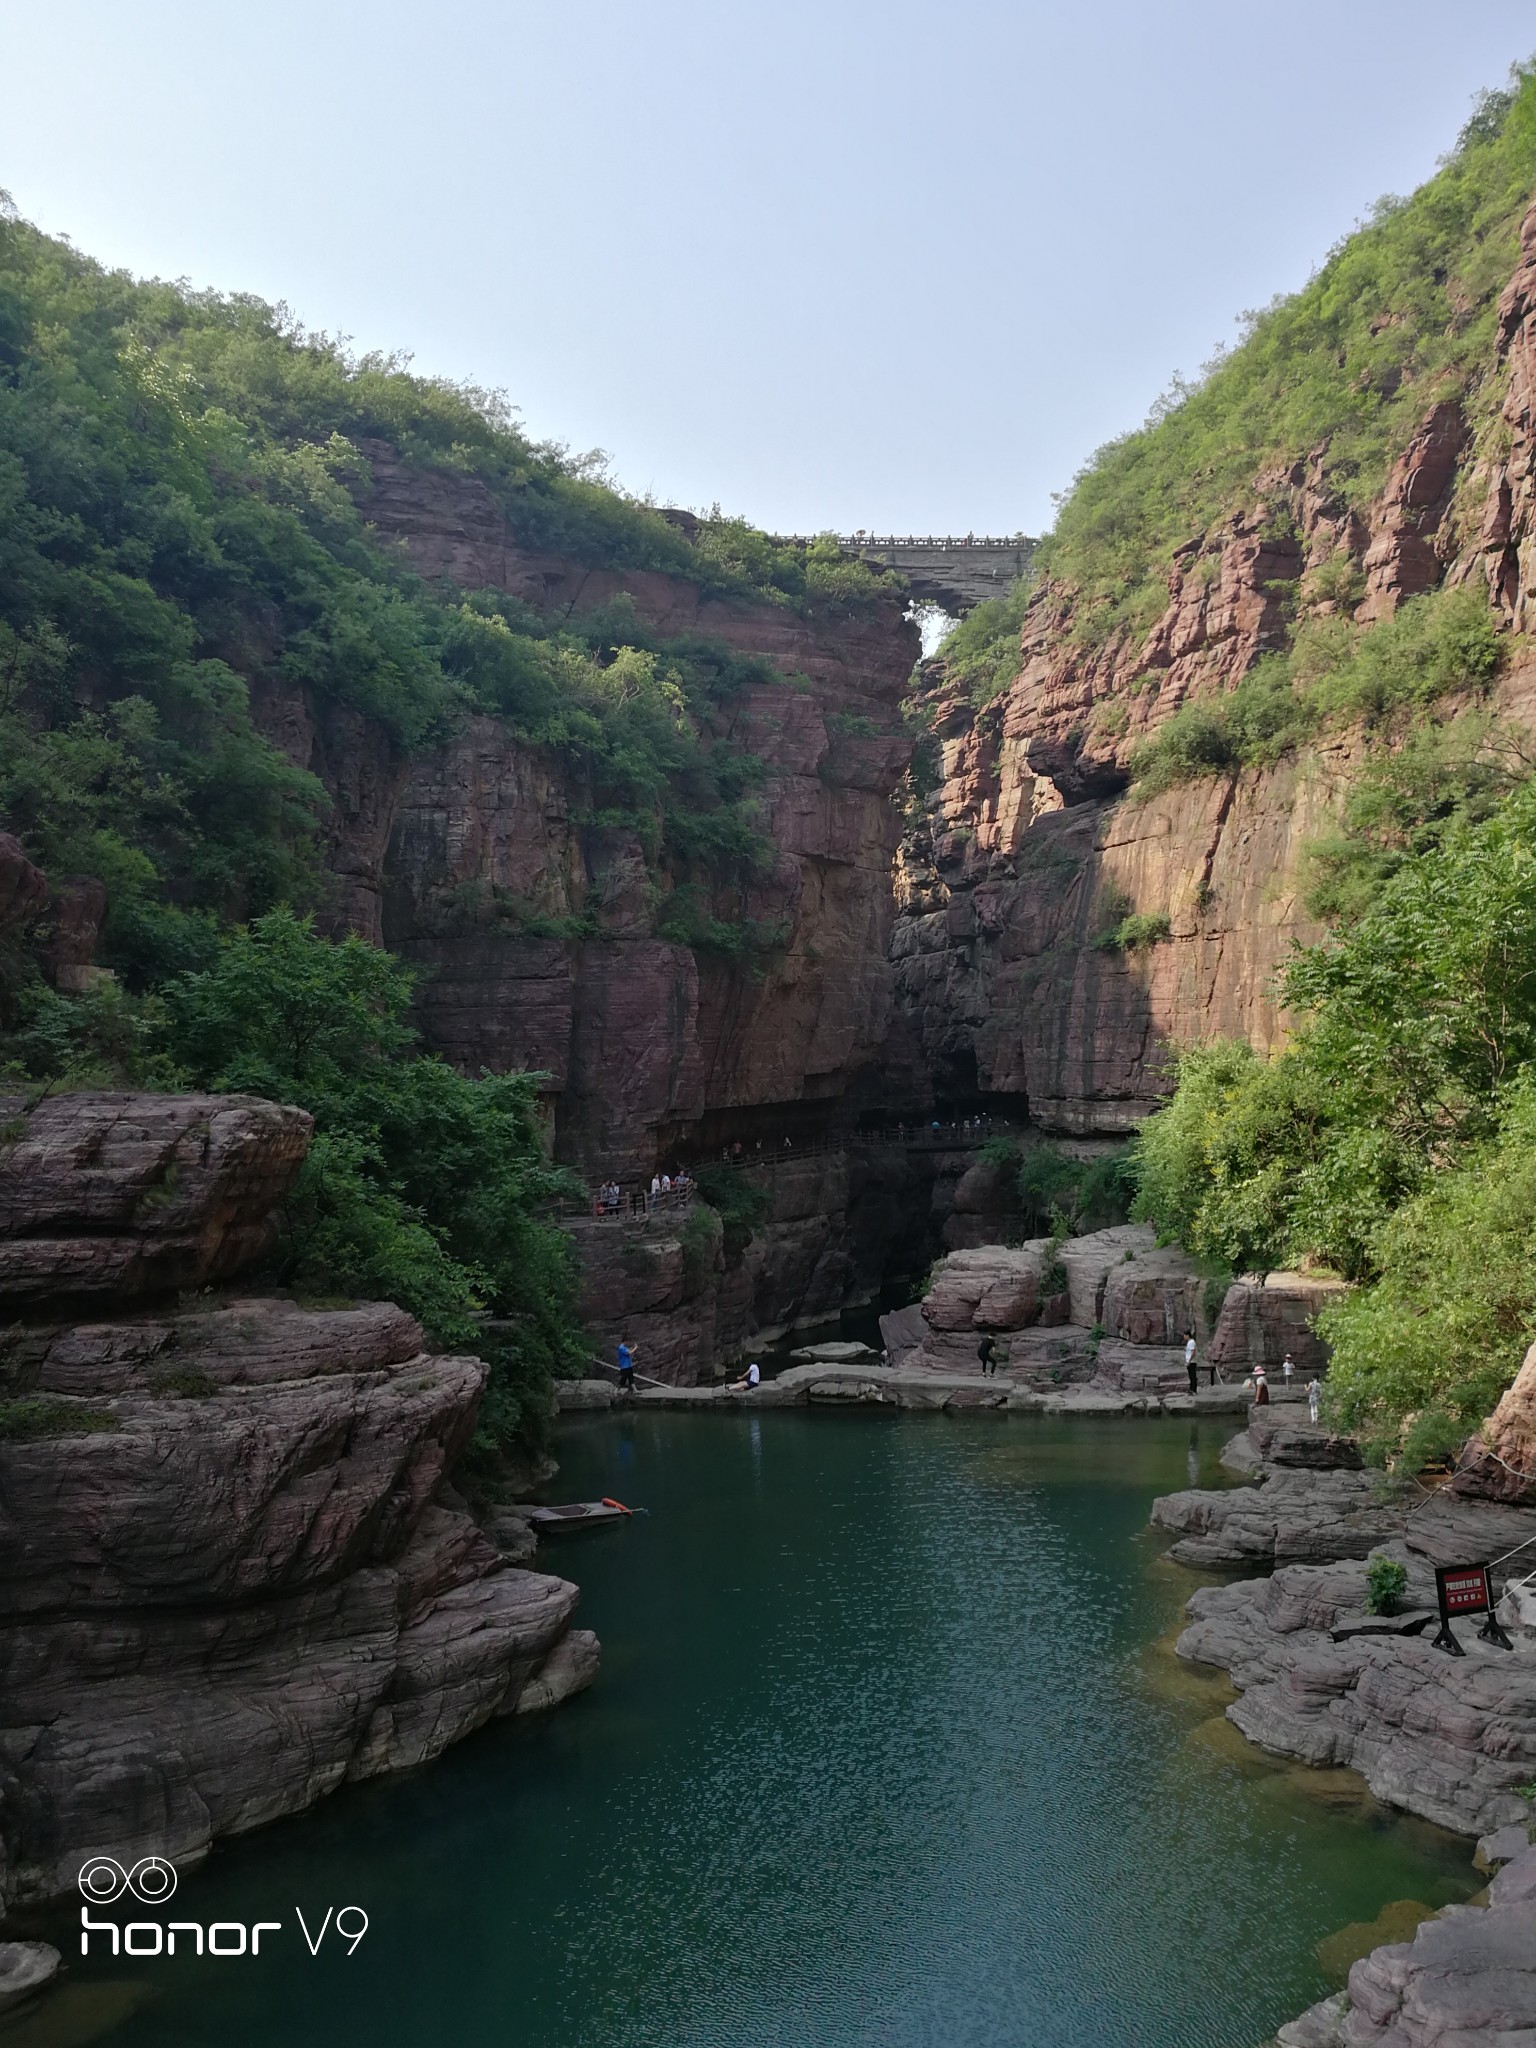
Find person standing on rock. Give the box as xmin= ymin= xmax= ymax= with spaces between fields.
xmin=1307 ymin=1375 xmax=1323 ymax=1424
xmin=617 ymin=1339 xmax=636 ymax=1396
xmin=1282 ymin=1351 xmax=1296 ymax=1392
xmin=1184 ymin=1330 xmax=1198 ymax=1395
xmin=977 ymin=1334 xmax=997 ymax=1376
xmin=1252 ymin=1363 xmax=1270 ymax=1407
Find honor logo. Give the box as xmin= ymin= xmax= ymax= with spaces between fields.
xmin=77 ymin=1857 xmax=368 ymax=1959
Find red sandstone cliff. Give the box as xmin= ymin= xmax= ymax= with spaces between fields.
xmin=891 ymin=197 xmax=1536 ymax=1133
xmin=252 ymin=446 xmax=917 ymax=1178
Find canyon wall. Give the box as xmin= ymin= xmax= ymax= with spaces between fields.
xmin=0 ymin=1092 xmax=597 ymax=1911
xmin=891 ymin=198 xmax=1536 ymax=1133
xmin=254 ymin=445 xmax=918 ymax=1182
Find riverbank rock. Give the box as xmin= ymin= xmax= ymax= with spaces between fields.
xmin=1176 ymin=1556 xmax=1536 ymax=1836
xmin=1276 ymin=1844 xmax=1536 ymax=2046
xmin=1152 ymin=1468 xmax=1416 ymax=1569
xmin=0 ymin=1091 xmax=599 ymax=1914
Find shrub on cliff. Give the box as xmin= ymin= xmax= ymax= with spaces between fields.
xmin=1126 ymin=588 xmax=1504 ymax=800
xmin=1133 ymin=777 xmax=1536 ymax=1457
xmin=1016 ymin=1143 xmax=1136 ymax=1236
xmin=691 ymin=1164 xmax=771 ymax=1254
xmin=162 ymin=908 xmax=587 ymax=1455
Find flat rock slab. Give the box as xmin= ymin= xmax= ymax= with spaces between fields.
xmin=1152 ymin=1468 xmax=1417 ymax=1570
xmin=628 ymin=1362 xmax=1242 ymax=1419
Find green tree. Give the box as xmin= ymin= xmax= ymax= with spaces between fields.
xmin=163 ymin=909 xmax=586 ymax=1460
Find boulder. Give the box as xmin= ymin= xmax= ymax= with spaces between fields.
xmin=920 ymin=1242 xmax=1052 ymax=1332
xmin=1101 ymin=1244 xmax=1206 ymax=1345
xmin=1057 ymin=1223 xmax=1155 ymax=1328
xmin=1207 ymin=1271 xmax=1347 ymax=1373
xmin=0 ymin=1943 xmax=59 ymax=2015
xmin=0 ymin=834 xmax=48 ymax=934
xmin=1455 ymin=1337 xmax=1536 ymax=1506
xmin=878 ymin=1303 xmax=927 ymax=1366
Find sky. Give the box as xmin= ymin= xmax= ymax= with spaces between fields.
xmin=5 ymin=1 xmax=1536 ymax=538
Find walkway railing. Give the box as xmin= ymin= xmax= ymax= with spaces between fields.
xmin=563 ymin=1118 xmax=1023 ymax=1222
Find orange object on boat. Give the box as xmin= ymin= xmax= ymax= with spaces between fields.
xmin=601 ymin=1496 xmax=633 ymax=1513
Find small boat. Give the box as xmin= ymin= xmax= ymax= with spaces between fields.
xmin=527 ymin=1499 xmax=635 ymax=1532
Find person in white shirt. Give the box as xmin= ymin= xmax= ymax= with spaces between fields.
xmin=1184 ymin=1331 xmax=1198 ymax=1395
xmin=1281 ymin=1351 xmax=1296 ymax=1390
xmin=730 ymin=1361 xmax=761 ymax=1391
xmin=1307 ymin=1376 xmax=1323 ymax=1424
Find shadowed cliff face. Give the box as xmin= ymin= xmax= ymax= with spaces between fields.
xmin=253 ymin=445 xmax=918 ymax=1179
xmin=891 ymin=199 xmax=1536 ymax=1135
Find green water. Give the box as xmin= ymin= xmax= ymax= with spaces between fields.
xmin=40 ymin=1413 xmax=1474 ymax=2048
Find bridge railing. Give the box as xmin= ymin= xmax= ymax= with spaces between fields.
xmin=775 ymin=534 xmax=1033 ymax=551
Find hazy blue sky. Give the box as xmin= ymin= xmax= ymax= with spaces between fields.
xmin=6 ymin=2 xmax=1535 ymax=535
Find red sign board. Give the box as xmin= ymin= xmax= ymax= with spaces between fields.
xmin=1437 ymin=1565 xmax=1492 ymax=1617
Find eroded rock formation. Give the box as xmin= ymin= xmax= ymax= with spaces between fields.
xmin=0 ymin=1092 xmax=597 ymax=1912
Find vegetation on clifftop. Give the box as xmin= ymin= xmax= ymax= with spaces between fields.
xmin=0 ymin=198 xmax=892 ymax=998
xmin=1042 ymin=65 xmax=1536 ymax=632
xmin=938 ymin=65 xmax=1536 ymax=705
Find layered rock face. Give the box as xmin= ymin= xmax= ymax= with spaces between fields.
xmin=891 ymin=204 xmax=1536 ymax=1133
xmin=0 ymin=1092 xmax=597 ymax=1911
xmin=252 ymin=444 xmax=918 ymax=1181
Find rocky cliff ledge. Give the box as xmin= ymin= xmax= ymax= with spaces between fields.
xmin=0 ymin=1092 xmax=596 ymax=1912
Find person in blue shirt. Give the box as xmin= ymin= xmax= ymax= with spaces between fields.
xmin=617 ymin=1340 xmax=636 ymax=1395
